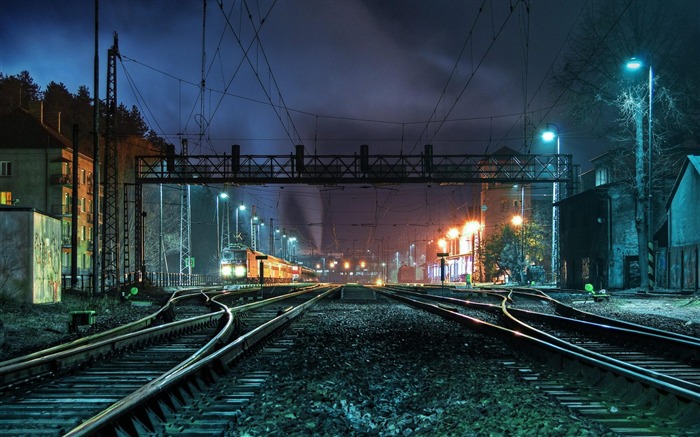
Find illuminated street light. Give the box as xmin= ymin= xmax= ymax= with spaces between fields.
xmin=215 ymin=192 xmax=229 ymax=259
xmin=235 ymin=203 xmax=246 ymax=243
xmin=464 ymin=220 xmax=481 ymax=284
xmin=447 ymin=227 xmax=460 ymax=255
xmin=542 ymin=122 xmax=560 ymax=286
xmin=511 ymin=215 xmax=525 ymax=284
xmin=625 ymin=56 xmax=654 ymax=291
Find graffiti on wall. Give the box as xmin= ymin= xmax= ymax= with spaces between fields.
xmin=33 ymin=214 xmax=62 ymax=303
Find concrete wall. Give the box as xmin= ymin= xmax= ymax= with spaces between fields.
xmin=0 ymin=208 xmax=61 ymax=303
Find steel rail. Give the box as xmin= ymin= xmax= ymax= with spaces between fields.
xmin=378 ymin=289 xmax=700 ymax=408
xmin=0 ymin=286 xmax=221 ymax=369
xmin=64 ymin=285 xmax=340 ymax=436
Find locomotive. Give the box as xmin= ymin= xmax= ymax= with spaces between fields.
xmin=220 ymin=244 xmax=317 ymax=283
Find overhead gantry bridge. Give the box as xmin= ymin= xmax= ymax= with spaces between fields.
xmin=132 ymin=144 xmax=576 ymax=277
xmin=136 ymin=144 xmax=573 ymax=185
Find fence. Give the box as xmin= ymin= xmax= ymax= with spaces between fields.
xmin=61 ymin=271 xmax=220 ymax=294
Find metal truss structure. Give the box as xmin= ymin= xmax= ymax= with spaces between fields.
xmin=132 ymin=145 xmax=575 ymax=278
xmin=136 ymin=147 xmax=573 ymax=186
xmin=102 ymin=33 xmax=120 ymax=291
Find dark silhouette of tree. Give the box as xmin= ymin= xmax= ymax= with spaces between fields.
xmin=0 ymin=71 xmax=42 ymax=115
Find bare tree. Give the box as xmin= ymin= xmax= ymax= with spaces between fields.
xmin=552 ymin=0 xmax=700 ymax=291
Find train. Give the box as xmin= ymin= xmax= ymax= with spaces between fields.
xmin=219 ymin=244 xmax=318 ymax=284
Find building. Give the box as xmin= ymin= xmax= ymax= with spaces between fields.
xmin=658 ymin=155 xmax=700 ymax=291
xmin=0 ymin=108 xmax=98 ymax=278
xmin=559 ymin=146 xmax=697 ymax=291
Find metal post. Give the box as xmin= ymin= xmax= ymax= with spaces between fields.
xmin=647 ymin=65 xmax=654 ymax=291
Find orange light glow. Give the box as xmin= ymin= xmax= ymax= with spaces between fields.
xmin=464 ymin=221 xmax=481 ymax=234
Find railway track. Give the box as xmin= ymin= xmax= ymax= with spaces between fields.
xmin=0 ymin=284 xmax=337 ymax=436
xmin=378 ymin=286 xmax=700 ymax=436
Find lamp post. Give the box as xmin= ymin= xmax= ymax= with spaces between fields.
xmin=215 ymin=192 xmax=229 ymax=259
xmin=542 ymin=123 xmax=560 ymax=286
xmin=625 ymin=56 xmax=654 ymax=291
xmin=511 ymin=215 xmax=525 ymax=284
xmin=464 ymin=220 xmax=481 ymax=285
xmin=287 ymin=236 xmax=297 ymax=262
xmin=235 ymin=202 xmax=246 ymax=244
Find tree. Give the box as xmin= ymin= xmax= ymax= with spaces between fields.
xmin=480 ymin=221 xmax=547 ymax=284
xmin=552 ymin=0 xmax=700 ymax=292
xmin=0 ymin=71 xmax=42 ymax=115
xmin=117 ymin=104 xmax=149 ymax=138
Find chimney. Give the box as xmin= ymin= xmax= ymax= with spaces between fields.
xmin=40 ymin=101 xmax=44 ymax=124
xmin=57 ymin=112 xmax=61 ymax=134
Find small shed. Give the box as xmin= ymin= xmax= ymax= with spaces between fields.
xmin=663 ymin=155 xmax=700 ymax=291
xmin=0 ymin=207 xmax=62 ymax=303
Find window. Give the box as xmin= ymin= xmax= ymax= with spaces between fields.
xmin=0 ymin=161 xmax=11 ymax=176
xmin=80 ymin=225 xmax=86 ymax=241
xmin=80 ymin=168 xmax=86 ymax=185
xmin=595 ymin=167 xmax=610 ymax=186
xmin=80 ymin=197 xmax=86 ymax=212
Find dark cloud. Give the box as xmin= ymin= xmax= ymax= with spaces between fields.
xmin=5 ymin=1 xmax=690 ymax=255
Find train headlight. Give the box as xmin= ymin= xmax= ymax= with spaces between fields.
xmin=234 ymin=265 xmax=247 ymax=278
xmin=376 ymin=278 xmax=384 ymax=286
xmin=221 ymin=265 xmax=233 ymax=277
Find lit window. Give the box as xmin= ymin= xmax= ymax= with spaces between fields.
xmin=595 ymin=167 xmax=610 ymax=186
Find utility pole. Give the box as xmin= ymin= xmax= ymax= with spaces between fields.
xmin=103 ymin=32 xmax=120 ymax=291
xmin=91 ymin=0 xmax=100 ymax=296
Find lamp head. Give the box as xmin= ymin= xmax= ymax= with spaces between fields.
xmin=625 ymin=57 xmax=643 ymax=71
xmin=541 ymin=131 xmax=556 ymax=142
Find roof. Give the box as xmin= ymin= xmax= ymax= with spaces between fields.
xmin=0 ymin=108 xmax=90 ymax=154
xmin=665 ymin=155 xmax=700 ymax=209
xmin=488 ymin=145 xmax=522 ymax=156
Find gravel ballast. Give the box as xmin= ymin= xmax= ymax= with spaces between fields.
xmin=224 ymin=300 xmax=614 ymax=436
xmin=1 ymin=290 xmax=698 ymax=436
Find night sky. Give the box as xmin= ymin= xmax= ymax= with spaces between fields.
xmin=1 ymin=0 xmax=695 ymax=258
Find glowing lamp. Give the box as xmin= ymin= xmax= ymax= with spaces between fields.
xmin=233 ymin=265 xmax=247 ymax=277
xmin=221 ymin=265 xmax=233 ymax=277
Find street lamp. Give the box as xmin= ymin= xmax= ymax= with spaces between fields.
xmin=464 ymin=220 xmax=481 ymax=284
xmin=235 ymin=203 xmax=246 ymax=244
xmin=542 ymin=123 xmax=560 ymax=286
xmin=511 ymin=215 xmax=525 ymax=284
xmin=215 ymin=192 xmax=229 ymax=258
xmin=625 ymin=56 xmax=654 ymax=291
xmin=447 ymin=227 xmax=460 ymax=255
xmin=288 ymin=236 xmax=297 ymax=262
